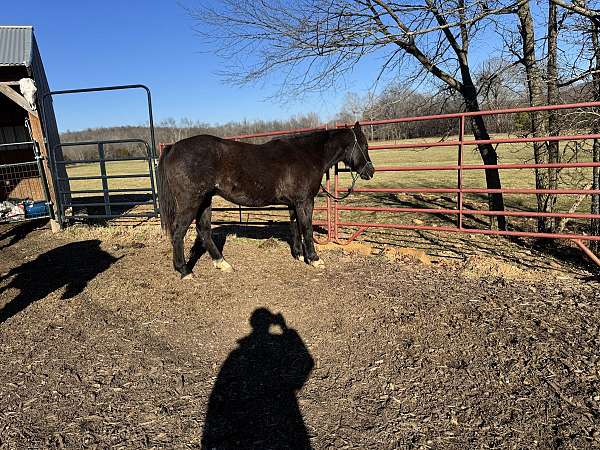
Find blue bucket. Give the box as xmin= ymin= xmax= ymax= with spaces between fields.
xmin=24 ymin=201 xmax=49 ymax=218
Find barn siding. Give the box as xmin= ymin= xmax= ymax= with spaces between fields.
xmin=0 ymin=26 xmax=69 ymax=207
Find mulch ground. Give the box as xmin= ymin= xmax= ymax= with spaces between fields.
xmin=0 ymin=220 xmax=599 ymax=449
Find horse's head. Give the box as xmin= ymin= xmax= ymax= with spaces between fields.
xmin=345 ymin=122 xmax=374 ymax=180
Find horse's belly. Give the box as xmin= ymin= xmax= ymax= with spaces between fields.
xmin=216 ymin=187 xmax=284 ymax=208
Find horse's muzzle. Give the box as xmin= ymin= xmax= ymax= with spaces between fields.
xmin=360 ymin=163 xmax=375 ymax=180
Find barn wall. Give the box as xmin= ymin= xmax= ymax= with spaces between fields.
xmin=0 ymin=33 xmax=68 ymax=204
xmin=0 ymin=82 xmax=41 ymax=201
xmin=30 ymin=35 xmax=69 ymax=200
xmin=0 ymin=66 xmax=27 ymax=83
xmin=0 ymin=93 xmax=30 ymax=159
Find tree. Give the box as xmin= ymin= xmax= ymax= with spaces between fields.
xmin=193 ymin=0 xmax=521 ymax=229
xmin=552 ymin=0 xmax=600 ymax=250
xmin=514 ymin=0 xmax=560 ymax=232
xmin=592 ymin=21 xmax=600 ymax=253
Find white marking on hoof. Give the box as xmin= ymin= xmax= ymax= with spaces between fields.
xmin=182 ymin=273 xmax=195 ymax=281
xmin=310 ymin=259 xmax=325 ymax=268
xmin=295 ymin=255 xmax=304 ymax=262
xmin=213 ymin=259 xmax=233 ymax=273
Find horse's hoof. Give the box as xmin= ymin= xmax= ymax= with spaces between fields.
xmin=213 ymin=259 xmax=233 ymax=273
xmin=295 ymin=255 xmax=304 ymax=262
xmin=310 ymin=259 xmax=325 ymax=268
xmin=182 ymin=273 xmax=195 ymax=281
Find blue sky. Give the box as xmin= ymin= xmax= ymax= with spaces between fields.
xmin=3 ymin=1 xmax=514 ymax=133
xmin=3 ymin=0 xmax=378 ymax=131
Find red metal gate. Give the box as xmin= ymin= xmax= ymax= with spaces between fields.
xmin=326 ymin=102 xmax=600 ymax=266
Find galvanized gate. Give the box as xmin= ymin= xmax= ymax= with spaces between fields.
xmin=43 ymin=85 xmax=158 ymax=224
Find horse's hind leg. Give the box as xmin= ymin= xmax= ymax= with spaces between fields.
xmin=171 ymin=205 xmax=197 ymax=279
xmin=288 ymin=207 xmax=304 ymax=261
xmin=197 ymin=199 xmax=233 ymax=273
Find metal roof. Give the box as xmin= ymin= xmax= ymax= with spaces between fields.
xmin=0 ymin=26 xmax=33 ymax=67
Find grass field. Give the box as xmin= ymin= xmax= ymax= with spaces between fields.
xmin=63 ymin=134 xmax=597 ymax=239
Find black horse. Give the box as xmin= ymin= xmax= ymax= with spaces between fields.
xmin=157 ymin=122 xmax=374 ymax=279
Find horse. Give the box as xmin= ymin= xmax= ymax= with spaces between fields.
xmin=157 ymin=121 xmax=374 ymax=279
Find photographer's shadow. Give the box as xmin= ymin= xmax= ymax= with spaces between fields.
xmin=202 ymin=308 xmax=314 ymax=450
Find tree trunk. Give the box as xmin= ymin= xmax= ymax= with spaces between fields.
xmin=517 ymin=0 xmax=552 ymax=232
xmin=459 ymin=65 xmax=507 ymax=230
xmin=546 ymin=0 xmax=560 ymax=232
xmin=591 ymin=21 xmax=600 ymax=253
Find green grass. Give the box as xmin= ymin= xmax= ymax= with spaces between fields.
xmin=361 ymin=135 xmax=593 ymax=202
xmin=65 ymin=160 xmax=155 ymax=195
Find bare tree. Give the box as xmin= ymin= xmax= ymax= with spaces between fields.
xmin=514 ymin=0 xmax=561 ymax=232
xmin=592 ymin=23 xmax=600 ymax=253
xmin=551 ymin=0 xmax=600 ymax=20
xmin=193 ymin=0 xmax=523 ymax=229
xmin=546 ymin=0 xmax=561 ymax=231
xmin=547 ymin=0 xmax=600 ymax=249
xmin=475 ymin=58 xmax=525 ymax=132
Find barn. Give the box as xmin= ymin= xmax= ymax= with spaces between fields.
xmin=0 ymin=25 xmax=66 ymax=228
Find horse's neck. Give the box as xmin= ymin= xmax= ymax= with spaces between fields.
xmin=320 ymin=129 xmax=347 ymax=170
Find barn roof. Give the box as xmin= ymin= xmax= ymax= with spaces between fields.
xmin=0 ymin=26 xmax=33 ymax=67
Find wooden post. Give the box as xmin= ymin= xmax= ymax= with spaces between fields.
xmin=28 ymin=112 xmax=61 ymax=232
xmin=0 ymin=84 xmax=38 ymax=116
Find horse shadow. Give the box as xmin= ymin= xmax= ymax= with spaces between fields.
xmin=0 ymin=239 xmax=118 ymax=323
xmin=0 ymin=218 xmax=47 ymax=251
xmin=202 ymin=308 xmax=314 ymax=450
xmin=187 ymin=223 xmax=328 ymax=270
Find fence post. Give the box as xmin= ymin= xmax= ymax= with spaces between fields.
xmin=325 ymin=168 xmax=332 ymax=242
xmin=97 ymin=143 xmax=111 ymax=217
xmin=32 ymin=141 xmax=55 ymax=221
xmin=458 ymin=115 xmax=465 ymax=230
xmin=334 ymin=163 xmax=339 ymax=241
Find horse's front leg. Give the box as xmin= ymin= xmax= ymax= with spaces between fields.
xmin=295 ymin=198 xmax=323 ymax=267
xmin=288 ymin=206 xmax=304 ymax=261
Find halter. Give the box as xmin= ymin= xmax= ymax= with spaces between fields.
xmin=320 ymin=128 xmax=373 ymax=201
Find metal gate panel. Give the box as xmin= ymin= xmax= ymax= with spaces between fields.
xmin=41 ymin=85 xmax=158 ymax=224
xmin=52 ymin=139 xmax=158 ymax=222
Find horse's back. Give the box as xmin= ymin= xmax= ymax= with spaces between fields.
xmin=162 ymin=133 xmax=321 ymax=206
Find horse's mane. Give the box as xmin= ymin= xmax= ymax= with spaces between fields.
xmin=272 ymin=129 xmax=341 ymax=145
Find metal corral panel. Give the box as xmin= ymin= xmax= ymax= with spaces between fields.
xmin=0 ymin=26 xmax=33 ymax=66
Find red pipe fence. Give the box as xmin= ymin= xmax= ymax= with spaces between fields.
xmin=160 ymin=101 xmax=600 ymax=267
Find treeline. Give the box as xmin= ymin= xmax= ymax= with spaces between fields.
xmin=60 ymin=113 xmax=321 ymax=161
xmin=337 ymin=78 xmax=593 ymax=142
xmin=59 ymin=81 xmax=592 ymax=161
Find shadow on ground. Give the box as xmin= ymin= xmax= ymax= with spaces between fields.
xmin=202 ymin=308 xmax=314 ymax=450
xmin=0 ymin=219 xmax=48 ymax=251
xmin=0 ymin=239 xmax=118 ymax=323
xmin=69 ymin=193 xmax=155 ymax=218
xmin=187 ymin=223 xmax=328 ymax=270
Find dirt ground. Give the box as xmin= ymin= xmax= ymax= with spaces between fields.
xmin=1 ymin=220 xmax=599 ymax=449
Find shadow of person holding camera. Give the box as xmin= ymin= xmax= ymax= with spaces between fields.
xmin=202 ymin=308 xmax=314 ymax=450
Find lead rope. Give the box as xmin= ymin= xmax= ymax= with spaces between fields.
xmin=320 ymin=171 xmax=360 ymax=201
xmin=320 ymin=129 xmax=373 ymax=202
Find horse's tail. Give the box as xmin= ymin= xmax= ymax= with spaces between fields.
xmin=157 ymin=144 xmax=176 ymax=238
